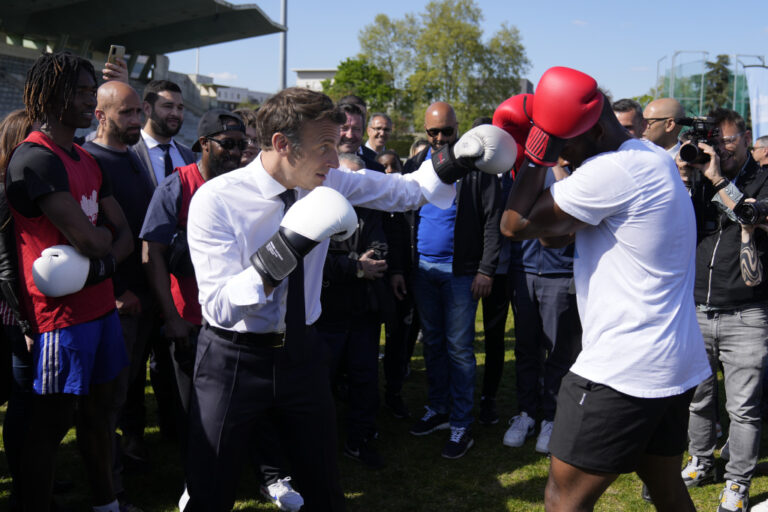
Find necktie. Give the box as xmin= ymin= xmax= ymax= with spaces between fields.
xmin=158 ymin=143 xmax=174 ymax=177
xmin=279 ymin=189 xmax=305 ymax=359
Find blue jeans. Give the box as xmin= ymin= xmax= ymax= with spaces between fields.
xmin=413 ymin=260 xmax=478 ymax=428
xmin=688 ymin=306 xmax=768 ymax=484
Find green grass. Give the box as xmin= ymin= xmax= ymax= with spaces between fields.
xmin=2 ymin=308 xmax=768 ymax=511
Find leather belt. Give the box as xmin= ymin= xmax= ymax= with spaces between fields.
xmin=206 ymin=324 xmax=285 ymax=348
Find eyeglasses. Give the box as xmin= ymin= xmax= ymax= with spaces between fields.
xmin=207 ymin=137 xmax=247 ymax=151
xmin=370 ymin=126 xmax=392 ymax=133
xmin=720 ymin=132 xmax=744 ymax=145
xmin=644 ymin=117 xmax=669 ymax=127
xmin=426 ymin=126 xmax=455 ymax=138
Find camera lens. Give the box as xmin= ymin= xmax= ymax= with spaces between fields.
xmin=679 ymin=144 xmax=700 ymax=163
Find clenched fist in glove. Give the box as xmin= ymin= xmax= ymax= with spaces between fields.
xmin=431 ymin=124 xmax=518 ymax=183
xmin=525 ymin=66 xmax=603 ymax=166
xmin=250 ymin=186 xmax=358 ymax=288
xmin=493 ymin=93 xmax=533 ymax=173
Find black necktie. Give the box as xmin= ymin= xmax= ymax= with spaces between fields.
xmin=158 ymin=143 xmax=174 ymax=177
xmin=279 ymin=189 xmax=305 ymax=359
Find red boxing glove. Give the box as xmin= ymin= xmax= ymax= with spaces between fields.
xmin=493 ymin=93 xmax=533 ymax=174
xmin=525 ymin=66 xmax=603 ymax=166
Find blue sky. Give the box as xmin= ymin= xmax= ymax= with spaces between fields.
xmin=167 ymin=0 xmax=768 ymax=103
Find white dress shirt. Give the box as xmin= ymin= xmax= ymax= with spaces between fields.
xmin=141 ymin=129 xmax=189 ymax=185
xmin=667 ymin=141 xmax=681 ymax=160
xmin=186 ymin=154 xmax=455 ymax=333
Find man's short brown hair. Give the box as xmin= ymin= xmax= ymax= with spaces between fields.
xmin=255 ymin=88 xmax=345 ymax=153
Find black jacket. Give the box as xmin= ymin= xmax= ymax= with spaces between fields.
xmin=388 ymin=146 xmax=502 ymax=277
xmin=693 ymin=156 xmax=768 ymax=308
xmin=318 ymin=206 xmax=393 ymax=329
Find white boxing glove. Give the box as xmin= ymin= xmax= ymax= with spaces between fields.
xmin=250 ymin=186 xmax=358 ymax=287
xmin=32 ymin=245 xmax=90 ymax=297
xmin=432 ymin=124 xmax=518 ymax=183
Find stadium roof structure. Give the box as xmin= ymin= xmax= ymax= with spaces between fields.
xmin=1 ymin=0 xmax=285 ymax=55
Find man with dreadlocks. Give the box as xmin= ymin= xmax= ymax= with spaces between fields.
xmin=5 ymin=51 xmax=133 ymax=512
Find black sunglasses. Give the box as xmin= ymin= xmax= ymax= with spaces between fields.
xmin=207 ymin=137 xmax=247 ymax=151
xmin=426 ymin=126 xmax=455 ymax=138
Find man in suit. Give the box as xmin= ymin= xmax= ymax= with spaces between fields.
xmin=123 ymin=79 xmax=195 ymax=465
xmin=132 ymin=80 xmax=195 ymax=187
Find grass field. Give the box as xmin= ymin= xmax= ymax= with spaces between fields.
xmin=2 ymin=309 xmax=768 ymax=511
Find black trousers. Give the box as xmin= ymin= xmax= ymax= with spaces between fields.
xmin=480 ymin=273 xmax=511 ymax=399
xmin=184 ymin=325 xmax=345 ymax=511
xmin=317 ymin=319 xmax=381 ymax=446
xmin=510 ymin=271 xmax=582 ymax=421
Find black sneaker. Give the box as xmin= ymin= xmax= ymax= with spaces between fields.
xmin=478 ymin=396 xmax=499 ymax=425
xmin=409 ymin=406 xmax=450 ymax=436
xmin=441 ymin=426 xmax=474 ymax=459
xmin=385 ymin=392 xmax=410 ymax=419
xmin=344 ymin=439 xmax=385 ymax=469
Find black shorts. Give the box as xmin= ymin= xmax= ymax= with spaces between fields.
xmin=548 ymin=372 xmax=695 ymax=474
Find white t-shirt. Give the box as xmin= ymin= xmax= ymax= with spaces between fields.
xmin=550 ymin=138 xmax=710 ymax=398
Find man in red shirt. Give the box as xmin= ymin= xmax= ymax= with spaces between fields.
xmin=5 ymin=52 xmax=133 ymax=512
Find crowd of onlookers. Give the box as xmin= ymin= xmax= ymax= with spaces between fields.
xmin=2 ymin=49 xmax=768 ymax=512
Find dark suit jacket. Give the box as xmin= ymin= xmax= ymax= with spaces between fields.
xmin=359 ymin=145 xmax=384 ymax=172
xmin=132 ymin=136 xmax=196 ymax=188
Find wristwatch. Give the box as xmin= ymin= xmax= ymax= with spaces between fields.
xmin=356 ymin=261 xmax=365 ymax=279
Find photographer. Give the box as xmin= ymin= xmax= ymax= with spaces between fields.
xmin=681 ymin=108 xmax=768 ymax=512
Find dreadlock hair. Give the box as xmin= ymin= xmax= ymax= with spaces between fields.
xmin=23 ymin=51 xmax=96 ymax=124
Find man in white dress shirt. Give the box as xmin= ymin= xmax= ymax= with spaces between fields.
xmin=182 ymin=87 xmax=514 ymax=511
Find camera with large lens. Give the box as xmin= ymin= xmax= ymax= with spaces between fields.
xmin=677 ymin=117 xmax=721 ymax=164
xmin=733 ymin=199 xmax=768 ymax=225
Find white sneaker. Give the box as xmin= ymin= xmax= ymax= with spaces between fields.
xmin=535 ymin=420 xmax=554 ymax=454
xmin=263 ymin=477 xmax=304 ymax=512
xmin=502 ymin=411 xmax=535 ymax=448
xmin=718 ymin=480 xmax=748 ymax=512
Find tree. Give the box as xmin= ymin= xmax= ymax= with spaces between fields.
xmin=358 ymin=0 xmax=529 ymax=132
xmin=703 ymin=54 xmax=732 ymax=113
xmin=321 ymin=57 xmax=396 ymax=113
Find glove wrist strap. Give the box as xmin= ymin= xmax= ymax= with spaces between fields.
xmin=525 ymin=125 xmax=565 ymax=167
xmin=86 ymin=254 xmax=116 ymax=286
xmin=432 ymin=144 xmax=473 ymax=184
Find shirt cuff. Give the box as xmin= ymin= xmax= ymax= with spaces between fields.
xmin=411 ymin=159 xmax=456 ymax=209
xmin=711 ymin=181 xmax=744 ymax=222
xmin=225 ymin=265 xmax=272 ymax=306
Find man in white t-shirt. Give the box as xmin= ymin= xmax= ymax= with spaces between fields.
xmin=500 ymin=68 xmax=710 ymax=512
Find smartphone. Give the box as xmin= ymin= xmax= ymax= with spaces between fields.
xmin=107 ymin=45 xmax=125 ymax=65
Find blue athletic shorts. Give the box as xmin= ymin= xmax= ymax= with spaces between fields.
xmin=32 ymin=310 xmax=128 ymax=395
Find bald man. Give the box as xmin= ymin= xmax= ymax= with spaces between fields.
xmin=643 ymin=98 xmax=685 ymax=158
xmin=83 ymin=81 xmax=156 ymax=510
xmin=396 ymin=102 xmax=502 ymax=458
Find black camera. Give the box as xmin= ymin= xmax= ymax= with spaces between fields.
xmin=734 ymin=199 xmax=768 ymax=225
xmin=677 ymin=117 xmax=720 ymax=164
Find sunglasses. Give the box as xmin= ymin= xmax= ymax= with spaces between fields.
xmin=207 ymin=137 xmax=247 ymax=151
xmin=426 ymin=126 xmax=455 ymax=138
